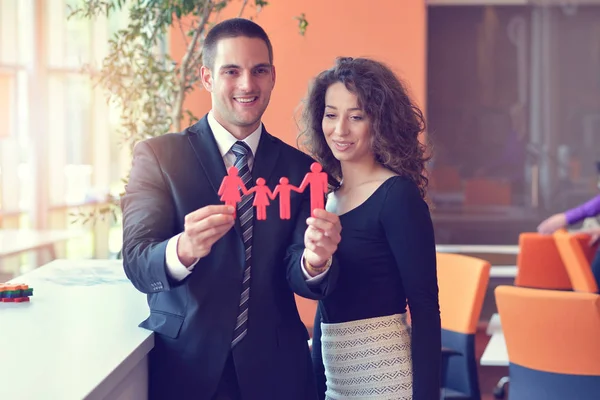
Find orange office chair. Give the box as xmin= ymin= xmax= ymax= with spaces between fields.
xmin=494 ymin=232 xmax=572 ymax=399
xmin=553 ymin=230 xmax=599 ymax=293
xmin=514 ymin=232 xmax=572 ymax=290
xmin=495 ymin=285 xmax=600 ymax=399
xmin=437 ymin=253 xmax=491 ymax=399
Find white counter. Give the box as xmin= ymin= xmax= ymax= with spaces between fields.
xmin=0 ymin=259 xmax=153 ymax=399
xmin=480 ymin=333 xmax=508 ymax=367
xmin=435 ymin=244 xmax=520 ymax=255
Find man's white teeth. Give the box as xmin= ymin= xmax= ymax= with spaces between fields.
xmin=236 ymin=97 xmax=256 ymax=103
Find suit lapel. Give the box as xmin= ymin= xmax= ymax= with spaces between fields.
xmin=187 ymin=116 xmax=227 ymax=195
xmin=187 ymin=118 xmax=281 ymax=190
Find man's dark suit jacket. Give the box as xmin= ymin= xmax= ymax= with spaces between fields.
xmin=121 ymin=116 xmax=338 ymax=400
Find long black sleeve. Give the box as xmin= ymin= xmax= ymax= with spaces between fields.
xmin=380 ymin=179 xmax=441 ymax=400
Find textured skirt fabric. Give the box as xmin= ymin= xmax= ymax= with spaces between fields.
xmin=320 ymin=313 xmax=413 ymax=400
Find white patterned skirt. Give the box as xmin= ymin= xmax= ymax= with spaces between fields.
xmin=320 ymin=313 xmax=413 ymax=400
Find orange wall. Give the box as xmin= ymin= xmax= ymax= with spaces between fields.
xmin=171 ymin=0 xmax=427 ymax=146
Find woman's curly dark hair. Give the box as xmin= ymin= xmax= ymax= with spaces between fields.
xmin=298 ymin=57 xmax=430 ymax=198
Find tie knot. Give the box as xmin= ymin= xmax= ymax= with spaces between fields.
xmin=231 ymin=141 xmax=251 ymax=158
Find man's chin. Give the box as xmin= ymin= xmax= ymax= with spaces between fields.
xmin=234 ymin=115 xmax=264 ymax=128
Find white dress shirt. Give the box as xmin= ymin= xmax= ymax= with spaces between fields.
xmin=165 ymin=111 xmax=327 ymax=283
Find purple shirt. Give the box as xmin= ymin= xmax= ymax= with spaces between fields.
xmin=565 ymin=194 xmax=600 ymax=224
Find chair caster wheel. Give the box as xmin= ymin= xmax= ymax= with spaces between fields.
xmin=493 ymin=386 xmax=505 ymax=399
xmin=493 ymin=376 xmax=510 ymax=399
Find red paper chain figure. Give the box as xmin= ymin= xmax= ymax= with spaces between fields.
xmin=218 ymin=166 xmax=248 ymax=218
xmin=270 ymin=177 xmax=302 ymax=220
xmin=218 ymin=162 xmax=328 ymax=220
xmin=246 ymin=178 xmax=273 ymax=221
xmin=297 ymin=162 xmax=328 ymax=217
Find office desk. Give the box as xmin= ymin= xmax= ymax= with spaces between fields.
xmin=490 ymin=265 xmax=518 ymax=279
xmin=0 ymin=259 xmax=153 ymax=399
xmin=435 ymin=244 xmax=520 ymax=255
xmin=0 ymin=229 xmax=83 ymax=259
xmin=486 ymin=312 xmax=503 ymax=335
xmin=480 ymin=333 xmax=508 ymax=367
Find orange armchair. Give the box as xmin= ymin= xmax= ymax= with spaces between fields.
xmin=496 ymin=285 xmax=600 ymax=399
xmin=553 ymin=230 xmax=599 ymax=293
xmin=437 ymin=253 xmax=491 ymax=399
xmin=514 ymin=232 xmax=572 ymax=290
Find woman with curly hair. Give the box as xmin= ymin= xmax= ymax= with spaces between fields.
xmin=299 ymin=57 xmax=441 ymax=400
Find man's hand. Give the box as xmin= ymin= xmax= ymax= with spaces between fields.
xmin=303 ymin=209 xmax=341 ymax=274
xmin=177 ymin=205 xmax=236 ymax=266
xmin=537 ymin=213 xmax=567 ymax=235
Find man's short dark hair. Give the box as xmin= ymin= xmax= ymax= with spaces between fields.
xmin=202 ymin=18 xmax=273 ymax=70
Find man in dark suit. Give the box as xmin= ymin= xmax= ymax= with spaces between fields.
xmin=120 ymin=18 xmax=341 ymax=400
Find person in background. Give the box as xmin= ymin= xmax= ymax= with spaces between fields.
xmin=538 ymin=190 xmax=600 ymax=292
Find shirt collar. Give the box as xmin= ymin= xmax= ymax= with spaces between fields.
xmin=208 ymin=111 xmax=262 ymax=158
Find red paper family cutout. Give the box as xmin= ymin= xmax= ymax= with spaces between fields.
xmin=218 ymin=162 xmax=328 ymax=221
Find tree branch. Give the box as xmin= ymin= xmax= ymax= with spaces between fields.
xmin=177 ymin=18 xmax=189 ymax=48
xmin=172 ymin=0 xmax=213 ymax=131
xmin=237 ymin=0 xmax=249 ymax=17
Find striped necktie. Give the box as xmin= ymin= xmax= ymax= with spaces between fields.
xmin=230 ymin=141 xmax=254 ymax=347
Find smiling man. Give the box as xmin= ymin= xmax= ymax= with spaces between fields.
xmin=120 ymin=18 xmax=342 ymax=400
